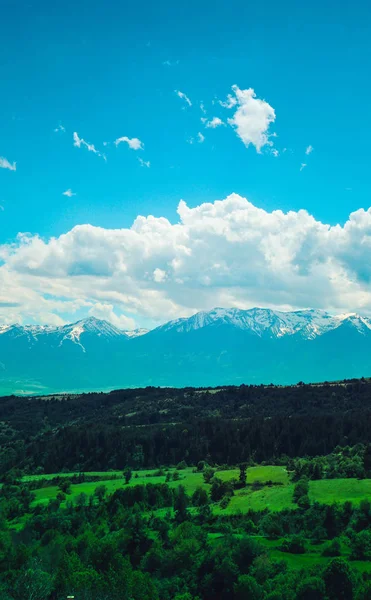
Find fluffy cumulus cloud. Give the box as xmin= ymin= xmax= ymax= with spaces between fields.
xmin=114 ymin=136 xmax=144 ymax=150
xmin=205 ymin=117 xmax=224 ymax=128
xmin=222 ymin=85 xmax=276 ymax=152
xmin=88 ymin=302 xmax=135 ymax=329
xmin=3 ymin=194 xmax=371 ymax=327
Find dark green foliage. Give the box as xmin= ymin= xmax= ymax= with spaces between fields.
xmin=238 ymin=463 xmax=247 ymax=488
xmin=322 ymin=537 xmax=341 ymax=557
xmin=174 ymin=486 xmax=189 ymax=523
xmin=94 ymin=484 xmax=107 ymax=502
xmin=279 ymin=535 xmax=306 ymax=554
xmin=176 ymin=461 xmax=188 ymax=470
xmin=349 ymin=530 xmax=371 ymax=560
xmin=3 ymin=380 xmax=371 ymax=474
xmin=297 ymin=494 xmax=311 ymax=509
xmin=323 ymin=558 xmax=356 ymax=600
xmin=192 ymin=487 xmax=209 ymax=507
xmin=1 ymin=383 xmax=371 ymax=598
xmin=58 ymin=479 xmax=71 ymax=494
xmin=124 ymin=468 xmax=133 ymax=484
xmin=293 ymin=477 xmax=309 ymax=503
xmin=210 ymin=477 xmax=233 ymax=502
xmin=296 ymin=577 xmax=326 ymax=600
xmin=234 ymin=574 xmax=264 ymax=599
xmin=203 ymin=468 xmax=215 ymax=484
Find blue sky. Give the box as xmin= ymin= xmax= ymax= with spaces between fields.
xmin=1 ymin=0 xmax=371 ymax=328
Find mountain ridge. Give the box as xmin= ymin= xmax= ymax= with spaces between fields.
xmin=1 ymin=307 xmax=371 ymax=394
xmin=2 ymin=307 xmax=371 ymax=343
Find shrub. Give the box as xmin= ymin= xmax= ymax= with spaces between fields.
xmin=293 ymin=477 xmax=309 ymax=503
xmin=279 ymin=535 xmax=306 ymax=554
xmin=220 ymin=495 xmax=231 ymax=509
xmin=322 ymin=538 xmax=341 ymax=557
xmin=296 ymin=576 xmax=326 ymax=600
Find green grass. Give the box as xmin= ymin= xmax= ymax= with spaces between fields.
xmin=29 ymin=465 xmax=371 ymax=517
xmin=30 ymin=465 xmax=288 ymax=506
xmin=309 ymin=479 xmax=371 ymax=506
xmin=23 ymin=469 xmax=153 ymax=482
xmin=217 ymin=466 xmax=289 ymax=485
xmin=214 ymin=484 xmax=295 ymax=514
xmin=209 ymin=534 xmax=371 ymax=573
xmin=215 ymin=477 xmax=371 ymax=515
xmin=31 ymin=468 xmax=203 ymax=505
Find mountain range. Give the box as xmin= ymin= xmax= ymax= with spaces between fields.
xmin=1 ymin=307 xmax=371 ymax=395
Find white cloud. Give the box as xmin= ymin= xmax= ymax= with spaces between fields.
xmin=306 ymin=145 xmax=314 ymax=155
xmin=175 ymin=90 xmax=192 ymax=107
xmin=205 ymin=117 xmax=224 ymax=129
xmin=0 ymin=157 xmax=16 ymax=171
xmin=73 ymin=132 xmax=106 ymax=160
xmin=163 ymin=60 xmax=179 ymax=66
xmin=222 ymin=85 xmax=276 ymax=152
xmin=219 ymin=94 xmax=238 ymax=109
xmin=300 ymin=163 xmax=307 ymax=171
xmin=138 ymin=157 xmax=150 ymax=168
xmin=200 ymin=102 xmax=206 ymax=114
xmin=272 ymin=149 xmax=279 ymax=157
xmin=88 ymin=302 xmax=135 ymax=329
xmin=54 ymin=124 xmax=65 ymax=133
xmin=63 ymin=189 xmax=76 ymax=197
xmin=4 ymin=194 xmax=371 ymax=326
xmin=153 ymin=268 xmax=167 ymax=283
xmin=114 ymin=136 xmax=144 ymax=150
xmin=188 ymin=133 xmax=205 ymax=145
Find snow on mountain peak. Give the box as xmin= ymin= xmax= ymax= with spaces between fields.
xmin=58 ymin=317 xmax=127 ymax=350
xmin=155 ymin=307 xmax=371 ymax=340
xmin=123 ymin=328 xmax=149 ymax=338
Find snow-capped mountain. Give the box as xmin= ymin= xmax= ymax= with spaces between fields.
xmin=0 ymin=317 xmax=146 ymax=350
xmin=1 ymin=308 xmax=371 ymax=394
xmin=153 ymin=307 xmax=371 ymax=340
xmin=124 ymin=328 xmax=149 ymax=338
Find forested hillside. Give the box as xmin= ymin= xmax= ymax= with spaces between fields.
xmin=2 ymin=380 xmax=371 ymax=598
xmin=1 ymin=378 xmax=371 ymax=473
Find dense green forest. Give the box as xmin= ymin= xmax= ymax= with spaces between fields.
xmin=2 ymin=380 xmax=371 ymax=598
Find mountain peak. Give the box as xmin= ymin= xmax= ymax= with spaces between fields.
xmin=60 ymin=317 xmax=126 ymax=347
xmin=154 ymin=306 xmax=371 ymax=340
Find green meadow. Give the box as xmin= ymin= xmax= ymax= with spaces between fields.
xmin=11 ymin=464 xmax=371 ymax=582
xmin=27 ymin=465 xmax=371 ymax=514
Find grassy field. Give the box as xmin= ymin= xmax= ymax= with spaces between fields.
xmin=217 ymin=465 xmax=289 ymax=485
xmin=29 ymin=466 xmax=371 ymax=515
xmin=22 ymin=465 xmax=371 ymax=574
xmin=309 ymin=479 xmax=371 ymax=505
xmin=209 ymin=534 xmax=371 ymax=573
xmin=29 ymin=466 xmax=288 ymax=505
